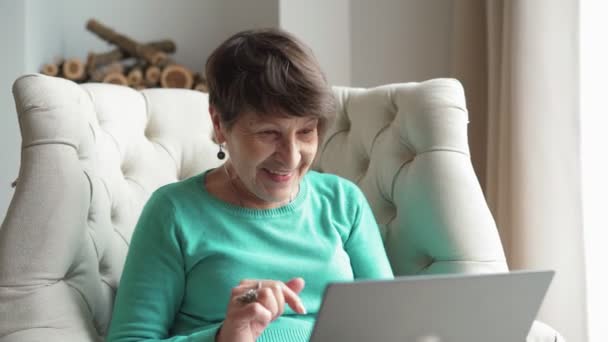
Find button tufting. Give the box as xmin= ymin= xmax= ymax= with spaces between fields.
xmin=359 ymin=157 xmax=371 ymax=177
xmin=344 ymin=120 xmax=351 ymax=132
xmin=120 ymin=158 xmax=135 ymax=179
xmin=143 ymin=125 xmax=152 ymax=140
xmin=362 ymin=157 xmax=370 ymax=169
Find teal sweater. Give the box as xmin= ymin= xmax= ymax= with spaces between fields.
xmin=108 ymin=170 xmax=393 ymax=341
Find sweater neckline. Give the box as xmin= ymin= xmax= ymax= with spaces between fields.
xmin=196 ymin=169 xmax=308 ymax=217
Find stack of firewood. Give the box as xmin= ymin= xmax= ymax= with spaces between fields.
xmin=40 ymin=19 xmax=207 ymax=92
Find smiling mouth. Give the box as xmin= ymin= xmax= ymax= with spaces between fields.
xmin=264 ymin=168 xmax=292 ymax=176
xmin=262 ymin=168 xmax=294 ymax=182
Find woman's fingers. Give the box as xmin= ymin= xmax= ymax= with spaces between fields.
xmin=255 ymin=287 xmax=280 ymax=320
xmin=280 ymin=282 xmax=307 ymax=314
xmin=285 ymin=277 xmax=305 ymax=294
xmin=230 ymin=283 xmax=257 ymax=300
xmin=268 ymin=283 xmax=285 ymax=319
xmin=237 ymin=279 xmax=307 ymax=315
xmin=240 ymin=302 xmax=273 ymax=326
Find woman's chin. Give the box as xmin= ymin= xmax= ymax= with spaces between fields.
xmin=261 ymin=192 xmax=293 ymax=206
xmin=254 ymin=173 xmax=301 ymax=206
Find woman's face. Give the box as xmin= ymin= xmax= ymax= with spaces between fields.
xmin=211 ymin=107 xmax=319 ymax=208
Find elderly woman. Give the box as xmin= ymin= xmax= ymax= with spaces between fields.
xmin=108 ymin=28 xmax=393 ymax=342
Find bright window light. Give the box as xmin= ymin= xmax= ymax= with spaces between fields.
xmin=580 ymin=1 xmax=608 ymax=342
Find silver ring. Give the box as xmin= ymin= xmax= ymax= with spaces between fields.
xmin=236 ymin=282 xmax=262 ymax=304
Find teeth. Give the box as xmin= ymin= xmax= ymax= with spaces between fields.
xmin=266 ymin=169 xmax=290 ymax=176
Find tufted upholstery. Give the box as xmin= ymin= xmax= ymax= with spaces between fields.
xmin=0 ymin=74 xmax=558 ymax=341
xmin=318 ymin=83 xmax=505 ymax=276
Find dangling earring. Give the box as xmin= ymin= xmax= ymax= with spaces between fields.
xmin=217 ymin=144 xmax=226 ymax=160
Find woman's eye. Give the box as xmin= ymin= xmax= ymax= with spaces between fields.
xmin=299 ymin=128 xmax=315 ymax=135
xmin=260 ymin=130 xmax=279 ymax=136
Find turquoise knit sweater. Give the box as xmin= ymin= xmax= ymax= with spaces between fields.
xmin=108 ymin=170 xmax=393 ymax=341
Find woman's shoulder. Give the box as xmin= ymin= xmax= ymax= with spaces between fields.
xmin=305 ymin=170 xmax=364 ymax=199
xmin=148 ymin=172 xmax=205 ymax=208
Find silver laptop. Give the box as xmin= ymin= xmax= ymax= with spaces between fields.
xmin=309 ymin=270 xmax=554 ymax=342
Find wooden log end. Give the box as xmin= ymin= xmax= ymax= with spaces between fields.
xmin=41 ymin=63 xmax=60 ymax=77
xmin=145 ymin=66 xmax=161 ymax=86
xmin=63 ymin=58 xmax=86 ymax=81
xmin=102 ymin=72 xmax=128 ymax=86
xmin=127 ymin=68 xmax=144 ymax=86
xmin=85 ymin=18 xmax=100 ymax=31
xmin=160 ymin=64 xmax=193 ymax=89
xmin=194 ymin=83 xmax=208 ymax=93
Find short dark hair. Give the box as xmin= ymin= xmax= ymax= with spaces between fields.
xmin=205 ymin=28 xmax=335 ymax=136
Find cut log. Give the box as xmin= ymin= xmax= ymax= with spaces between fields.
xmin=86 ymin=49 xmax=122 ymax=75
xmin=86 ymin=39 xmax=176 ymax=73
xmin=90 ymin=62 xmax=125 ymax=82
xmin=192 ymin=72 xmax=208 ymax=92
xmin=160 ymin=64 xmax=193 ymax=89
xmin=144 ymin=66 xmax=161 ymax=87
xmin=127 ymin=67 xmax=144 ymax=86
xmin=194 ymin=81 xmax=208 ymax=92
xmin=41 ymin=63 xmax=61 ymax=77
xmin=63 ymin=58 xmax=86 ymax=81
xmin=102 ymin=72 xmax=128 ymax=86
xmin=86 ymin=19 xmax=168 ymax=66
xmin=147 ymin=40 xmax=176 ymax=54
xmin=194 ymin=83 xmax=208 ymax=92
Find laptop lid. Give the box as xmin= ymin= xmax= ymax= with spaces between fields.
xmin=309 ymin=270 xmax=554 ymax=342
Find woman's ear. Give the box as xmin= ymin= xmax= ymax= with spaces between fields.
xmin=209 ymin=106 xmax=225 ymax=143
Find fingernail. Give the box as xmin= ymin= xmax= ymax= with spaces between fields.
xmin=300 ymin=305 xmax=307 ymax=314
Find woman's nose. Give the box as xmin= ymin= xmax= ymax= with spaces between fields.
xmin=276 ymin=136 xmax=300 ymax=168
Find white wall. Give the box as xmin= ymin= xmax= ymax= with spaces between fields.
xmin=24 ymin=0 xmax=63 ymax=73
xmin=279 ymin=0 xmax=351 ymax=86
xmin=581 ymin=2 xmax=608 ymax=341
xmin=0 ymin=0 xmax=27 ymax=222
xmin=350 ymin=0 xmax=453 ymax=87
xmin=279 ymin=0 xmax=454 ymax=88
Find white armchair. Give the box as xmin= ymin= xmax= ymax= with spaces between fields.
xmin=0 ymin=74 xmax=561 ymax=341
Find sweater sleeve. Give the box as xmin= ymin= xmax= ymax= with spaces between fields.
xmin=344 ymin=186 xmax=394 ymax=280
xmin=107 ymin=191 xmax=220 ymax=342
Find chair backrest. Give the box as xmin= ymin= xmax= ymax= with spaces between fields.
xmin=0 ymin=74 xmax=506 ymax=341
